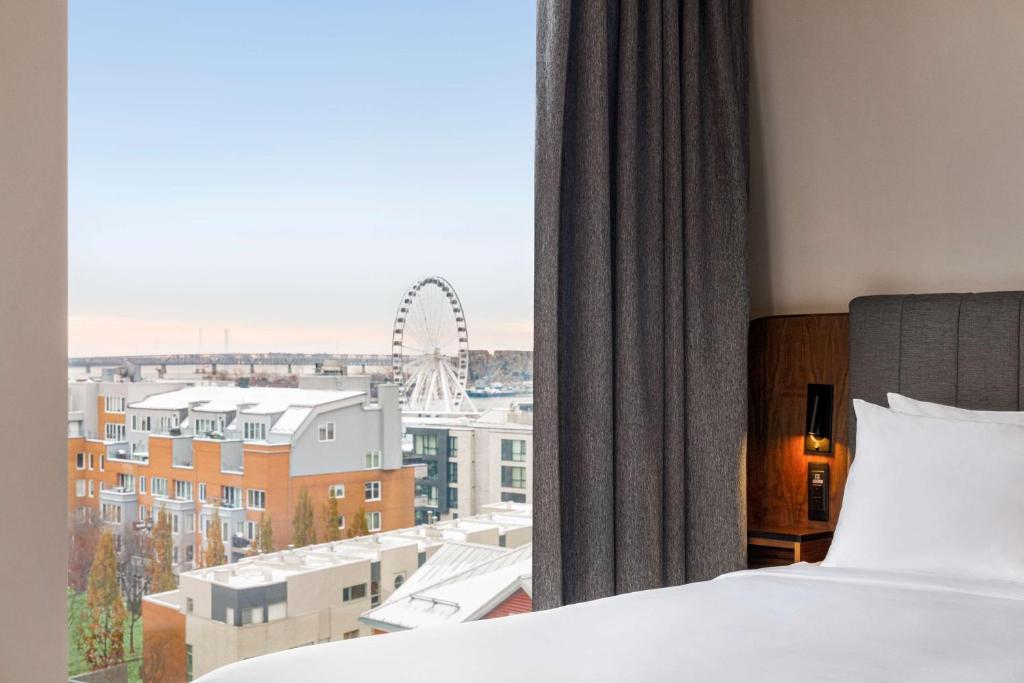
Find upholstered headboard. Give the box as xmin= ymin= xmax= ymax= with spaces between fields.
xmin=848 ymin=292 xmax=1024 ymax=456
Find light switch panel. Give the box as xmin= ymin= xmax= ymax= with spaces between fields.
xmin=808 ymin=462 xmax=829 ymax=522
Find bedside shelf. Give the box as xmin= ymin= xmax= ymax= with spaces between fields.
xmin=747 ymin=527 xmax=833 ymax=569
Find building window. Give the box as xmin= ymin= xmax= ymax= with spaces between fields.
xmin=241 ymin=606 xmax=264 ymax=625
xmin=88 ymin=452 xmax=94 ymax=470
xmin=185 ymin=513 xmax=195 ymax=534
xmin=172 ymin=514 xmax=180 ymax=535
xmin=131 ymin=414 xmax=151 ymax=432
xmin=151 ymin=477 xmax=168 ymax=498
xmin=247 ymin=489 xmax=266 ymax=510
xmin=139 ymin=505 xmax=146 ymax=521
xmin=186 ymin=545 xmax=194 ymax=563
xmin=364 ymin=450 xmax=381 ymax=469
xmin=501 ymin=439 xmax=527 ymax=462
xmin=246 ymin=520 xmax=257 ymax=540
xmin=243 ymin=422 xmax=266 ymax=440
xmin=426 ymin=461 xmax=438 ymax=479
xmin=104 ymin=396 xmax=126 ymax=413
xmin=328 ymin=484 xmax=345 ymax=499
xmin=448 ymin=487 xmax=459 ymax=510
xmin=342 ymin=583 xmax=367 ymax=602
xmin=101 ymin=503 xmax=122 ymax=524
xmin=173 ymin=546 xmax=179 ymax=564
xmin=222 ymin=521 xmax=230 ymax=543
xmin=501 ymin=492 xmax=526 ymax=504
xmin=75 ymin=452 xmax=85 ymax=470
xmin=318 ymin=421 xmax=335 ymax=442
xmin=447 ymin=461 xmax=458 ymax=483
xmin=186 ymin=597 xmax=194 ymax=614
xmin=75 ymin=480 xmax=86 ymax=497
xmin=139 ymin=475 xmax=146 ymax=494
xmin=116 ymin=473 xmax=135 ymax=493
xmin=501 ymin=466 xmax=527 ymax=490
xmin=447 ymin=435 xmax=458 ymax=458
xmin=186 ymin=644 xmax=193 ymax=682
xmin=174 ymin=480 xmax=193 ymax=501
xmin=99 ymin=454 xmax=105 ymax=471
xmin=88 ymin=480 xmax=95 ymax=498
xmin=221 ymin=486 xmax=242 ymax=508
xmin=198 ymin=482 xmax=207 ymax=502
xmin=336 ymin=514 xmax=345 ymax=530
xmin=342 ymin=630 xmax=359 ymax=640
xmin=414 ymin=433 xmax=438 ymax=456
xmin=364 ymin=481 xmax=381 ymax=502
xmin=366 ymin=511 xmax=381 ymax=532
xmin=105 ymin=423 xmax=126 ymax=441
xmin=268 ymin=602 xmax=286 ymax=621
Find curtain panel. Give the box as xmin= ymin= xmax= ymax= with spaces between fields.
xmin=534 ymin=0 xmax=749 ymax=610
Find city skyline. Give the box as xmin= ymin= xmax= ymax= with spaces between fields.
xmin=69 ymin=2 xmax=535 ymax=357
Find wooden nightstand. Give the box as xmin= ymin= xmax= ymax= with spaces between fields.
xmin=747 ymin=527 xmax=834 ymax=569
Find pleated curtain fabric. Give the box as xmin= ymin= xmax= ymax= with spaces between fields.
xmin=533 ymin=0 xmax=749 ymax=610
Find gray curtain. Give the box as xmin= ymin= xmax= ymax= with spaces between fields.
xmin=533 ymin=0 xmax=749 ymax=610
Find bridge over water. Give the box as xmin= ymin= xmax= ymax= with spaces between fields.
xmin=68 ymin=353 xmax=394 ymax=372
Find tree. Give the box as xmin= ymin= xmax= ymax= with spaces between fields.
xmin=292 ymin=487 xmax=316 ymax=547
xmin=118 ymin=528 xmax=151 ymax=655
xmin=148 ymin=508 xmax=176 ymax=592
xmin=257 ymin=513 xmax=275 ymax=554
xmin=203 ymin=506 xmax=226 ymax=567
xmin=323 ymin=492 xmax=342 ymax=542
xmin=68 ymin=510 xmax=101 ymax=592
xmin=347 ymin=507 xmax=369 ymax=539
xmin=75 ymin=531 xmax=127 ymax=671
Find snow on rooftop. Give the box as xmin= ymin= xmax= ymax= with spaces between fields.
xmin=129 ymin=386 xmax=364 ymax=414
xmin=270 ymin=407 xmax=313 ymax=435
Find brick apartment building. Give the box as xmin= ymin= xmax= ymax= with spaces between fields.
xmin=68 ymin=379 xmax=415 ymax=570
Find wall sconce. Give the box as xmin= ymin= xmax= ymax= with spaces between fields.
xmin=804 ymin=384 xmax=834 ymax=454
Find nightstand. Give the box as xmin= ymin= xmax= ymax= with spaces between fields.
xmin=747 ymin=527 xmax=834 ymax=569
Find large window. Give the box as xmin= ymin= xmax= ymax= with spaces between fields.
xmin=414 ymin=434 xmax=438 ymax=456
xmin=501 ymin=439 xmax=527 ymax=462
xmin=501 ymin=466 xmax=527 ymax=490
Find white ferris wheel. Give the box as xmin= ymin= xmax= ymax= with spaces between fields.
xmin=391 ymin=276 xmax=476 ymax=414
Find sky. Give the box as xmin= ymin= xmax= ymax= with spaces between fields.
xmin=69 ymin=1 xmax=535 ymax=357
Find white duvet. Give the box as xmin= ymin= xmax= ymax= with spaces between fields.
xmin=199 ymin=564 xmax=1024 ymax=682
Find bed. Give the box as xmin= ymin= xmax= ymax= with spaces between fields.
xmin=201 ymin=292 xmax=1024 ymax=682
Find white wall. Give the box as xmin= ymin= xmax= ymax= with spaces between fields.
xmin=0 ymin=1 xmax=67 ymax=679
xmin=750 ymin=0 xmax=1024 ymax=317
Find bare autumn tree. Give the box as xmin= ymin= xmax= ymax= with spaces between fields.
xmin=322 ymin=492 xmax=342 ymax=542
xmin=257 ymin=513 xmax=275 ymax=554
xmin=75 ymin=530 xmax=127 ymax=671
xmin=148 ymin=508 xmax=176 ymax=592
xmin=118 ymin=527 xmax=151 ymax=655
xmin=203 ymin=506 xmax=226 ymax=567
xmin=347 ymin=506 xmax=369 ymax=539
xmin=68 ymin=510 xmax=101 ymax=592
xmin=292 ymin=487 xmax=316 ymax=547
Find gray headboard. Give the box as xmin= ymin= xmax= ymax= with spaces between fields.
xmin=849 ymin=291 xmax=1024 ymax=456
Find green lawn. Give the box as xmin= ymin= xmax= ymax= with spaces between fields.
xmin=67 ymin=590 xmax=143 ymax=682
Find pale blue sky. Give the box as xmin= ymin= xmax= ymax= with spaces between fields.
xmin=69 ymin=1 xmax=535 ymax=356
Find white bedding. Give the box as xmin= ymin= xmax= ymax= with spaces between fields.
xmin=198 ymin=563 xmax=1024 ymax=682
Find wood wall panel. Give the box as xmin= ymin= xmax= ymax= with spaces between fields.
xmin=747 ymin=314 xmax=850 ymax=531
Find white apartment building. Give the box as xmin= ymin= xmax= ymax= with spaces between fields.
xmin=403 ymin=405 xmax=533 ymax=523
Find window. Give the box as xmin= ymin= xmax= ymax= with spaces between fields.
xmin=448 ymin=487 xmax=459 ymax=510
xmin=198 ymin=482 xmax=207 ymax=502
xmin=174 ymin=480 xmax=193 ymax=500
xmin=501 ymin=492 xmax=527 ymax=504
xmin=101 ymin=503 xmax=122 ymax=524
xmin=502 ymin=465 xmax=527 ymax=489
xmin=366 ymin=511 xmax=381 ymax=532
xmin=186 ymin=644 xmax=193 ymax=682
xmin=501 ymin=439 xmax=527 ymax=462
xmin=139 ymin=505 xmax=146 ymax=521
xmin=241 ymin=606 xmax=264 ymax=625
xmin=221 ymin=486 xmax=242 ymax=508
xmin=246 ymin=520 xmax=257 ymax=540
xmin=364 ymin=481 xmax=381 ymax=501
xmin=186 ymin=545 xmax=194 ymax=563
xmin=364 ymin=450 xmax=381 ymax=469
xmin=105 ymin=423 xmax=126 ymax=441
xmin=447 ymin=461 xmax=458 ymax=483
xmin=75 ymin=480 xmax=86 ymax=497
xmin=243 ymin=422 xmax=266 ymax=440
xmin=173 ymin=546 xmax=179 ymax=563
xmin=104 ymin=396 xmax=126 ymax=413
xmin=75 ymin=452 xmax=85 ymax=470
xmin=414 ymin=433 xmax=438 ymax=456
xmin=328 ymin=484 xmax=345 ymax=499
xmin=116 ymin=473 xmax=135 ymax=492
xmin=371 ymin=580 xmax=380 ymax=606
xmin=139 ymin=475 xmax=146 ymax=494
xmin=426 ymin=461 xmax=438 ymax=478
xmin=131 ymin=414 xmax=151 ymax=432
xmin=247 ymin=489 xmax=266 ymax=510
xmin=222 ymin=521 xmax=230 ymax=543
xmin=336 ymin=514 xmax=345 ymax=530
xmin=151 ymin=477 xmax=168 ymax=498
xmin=99 ymin=454 xmax=105 ymax=471
xmin=225 ymin=606 xmax=235 ymax=625
xmin=172 ymin=514 xmax=180 ymax=535
xmin=185 ymin=513 xmax=195 ymax=534
xmin=186 ymin=597 xmax=194 ymax=614
xmin=268 ymin=602 xmax=287 ymax=621
xmin=88 ymin=480 xmax=95 ymax=498
xmin=318 ymin=421 xmax=335 ymax=442
xmin=447 ymin=435 xmax=458 ymax=458
xmin=342 ymin=630 xmax=359 ymax=640
xmin=88 ymin=453 xmax=94 ymax=470
xmin=342 ymin=583 xmax=367 ymax=602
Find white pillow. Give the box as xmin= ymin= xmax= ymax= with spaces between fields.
xmin=887 ymin=391 xmax=1024 ymax=426
xmin=822 ymin=399 xmax=1024 ymax=582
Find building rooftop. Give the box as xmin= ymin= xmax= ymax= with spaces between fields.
xmin=129 ymin=386 xmax=364 ymax=414
xmin=361 ymin=543 xmax=533 ymax=631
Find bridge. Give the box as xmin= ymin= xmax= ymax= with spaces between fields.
xmin=68 ymin=352 xmax=394 ymax=371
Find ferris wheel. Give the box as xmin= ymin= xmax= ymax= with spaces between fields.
xmin=391 ymin=276 xmax=476 ymax=414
